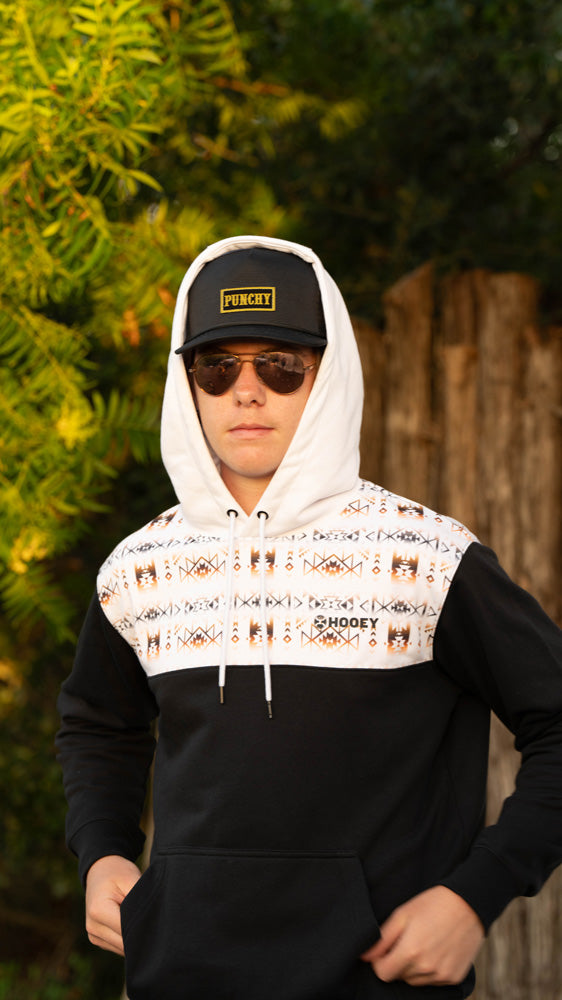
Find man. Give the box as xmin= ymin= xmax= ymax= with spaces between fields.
xmin=57 ymin=235 xmax=562 ymax=999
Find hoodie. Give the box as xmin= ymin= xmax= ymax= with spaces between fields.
xmin=57 ymin=236 xmax=562 ymax=1000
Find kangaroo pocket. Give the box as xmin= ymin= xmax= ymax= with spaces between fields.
xmin=121 ymin=847 xmax=381 ymax=1000
xmin=382 ymin=983 xmax=467 ymax=1000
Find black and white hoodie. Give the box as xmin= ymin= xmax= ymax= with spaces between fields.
xmin=57 ymin=235 xmax=562 ymax=1000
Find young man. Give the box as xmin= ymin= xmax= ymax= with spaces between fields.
xmin=57 ymin=236 xmax=562 ymax=1000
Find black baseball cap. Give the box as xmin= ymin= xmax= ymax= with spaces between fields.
xmin=175 ymin=247 xmax=327 ymax=355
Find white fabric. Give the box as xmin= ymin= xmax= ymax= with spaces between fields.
xmin=160 ymin=235 xmax=363 ymax=539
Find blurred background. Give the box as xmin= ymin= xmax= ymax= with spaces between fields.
xmin=1 ymin=1 xmax=561 ymax=997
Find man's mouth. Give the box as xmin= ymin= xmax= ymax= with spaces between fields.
xmin=229 ymin=424 xmax=272 ymax=438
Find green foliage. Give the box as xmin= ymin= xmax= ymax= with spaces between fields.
xmin=0 ymin=647 xmax=74 ymax=896
xmin=0 ymin=953 xmax=122 ymax=1000
xmin=0 ymin=0 xmax=292 ymax=642
xmin=0 ymin=298 xmax=162 ymax=638
xmin=232 ymin=0 xmax=562 ymax=314
xmin=0 ymin=0 xmax=256 ymax=297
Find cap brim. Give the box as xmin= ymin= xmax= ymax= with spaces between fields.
xmin=175 ymin=324 xmax=326 ymax=355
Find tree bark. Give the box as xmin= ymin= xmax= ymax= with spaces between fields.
xmin=380 ymin=262 xmax=436 ymax=503
xmin=354 ymin=316 xmax=385 ymax=484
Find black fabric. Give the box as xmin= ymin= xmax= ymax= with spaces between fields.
xmin=434 ymin=543 xmax=562 ymax=928
xmin=56 ymin=592 xmax=158 ymax=884
xmin=147 ymin=660 xmax=480 ymax=928
xmin=176 ymin=247 xmax=327 ymax=353
xmin=56 ymin=543 xmax=562 ymax=996
xmin=121 ymin=850 xmax=379 ymax=999
xmin=120 ymin=850 xmax=471 ymax=999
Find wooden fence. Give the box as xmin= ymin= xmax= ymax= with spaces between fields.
xmin=354 ymin=263 xmax=562 ymax=1000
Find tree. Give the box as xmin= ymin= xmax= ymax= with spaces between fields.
xmin=231 ymin=0 xmax=562 ymax=316
xmin=0 ymin=0 xmax=359 ymax=643
xmin=0 ymin=0 xmax=269 ymax=642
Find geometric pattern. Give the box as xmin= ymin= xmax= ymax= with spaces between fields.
xmin=98 ymin=479 xmax=476 ymax=677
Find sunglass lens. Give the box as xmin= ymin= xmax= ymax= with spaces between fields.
xmin=255 ymin=352 xmax=305 ymax=393
xmin=194 ymin=355 xmax=240 ymax=395
xmin=192 ymin=351 xmax=307 ymax=395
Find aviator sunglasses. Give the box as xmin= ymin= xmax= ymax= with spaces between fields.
xmin=189 ymin=350 xmax=318 ymax=396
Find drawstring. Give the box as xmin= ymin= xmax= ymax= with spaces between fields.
xmin=218 ymin=509 xmax=238 ymax=706
xmin=218 ymin=508 xmax=273 ymax=719
xmin=257 ymin=511 xmax=273 ymax=719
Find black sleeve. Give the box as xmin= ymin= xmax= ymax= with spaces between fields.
xmin=434 ymin=542 xmax=562 ymax=930
xmin=56 ymin=591 xmax=159 ymax=885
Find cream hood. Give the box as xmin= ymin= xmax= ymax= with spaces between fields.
xmin=161 ymin=235 xmax=363 ymax=538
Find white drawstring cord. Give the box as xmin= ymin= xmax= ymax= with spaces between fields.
xmin=218 ymin=509 xmax=238 ymax=705
xmin=257 ymin=511 xmax=273 ymax=719
xmin=218 ymin=508 xmax=272 ymax=718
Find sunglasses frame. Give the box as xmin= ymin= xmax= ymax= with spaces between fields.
xmin=188 ymin=350 xmax=318 ymax=396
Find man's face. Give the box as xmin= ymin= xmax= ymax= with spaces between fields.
xmin=191 ymin=339 xmax=319 ymax=507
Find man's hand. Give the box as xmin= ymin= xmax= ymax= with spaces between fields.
xmin=361 ymin=885 xmax=485 ymax=987
xmin=85 ymin=855 xmax=142 ymax=956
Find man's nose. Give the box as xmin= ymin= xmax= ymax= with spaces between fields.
xmin=233 ymin=358 xmax=266 ymax=403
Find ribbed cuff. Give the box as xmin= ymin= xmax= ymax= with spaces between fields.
xmin=69 ymin=819 xmax=145 ymax=887
xmin=440 ymin=846 xmax=519 ymax=932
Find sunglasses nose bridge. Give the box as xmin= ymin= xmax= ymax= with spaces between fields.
xmin=236 ymin=356 xmax=262 ymax=380
xmin=232 ymin=356 xmax=267 ymax=397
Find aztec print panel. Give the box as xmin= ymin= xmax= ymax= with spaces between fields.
xmin=98 ymin=482 xmax=475 ymax=676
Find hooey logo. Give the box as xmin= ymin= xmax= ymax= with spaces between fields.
xmin=314 ymin=615 xmax=378 ymax=630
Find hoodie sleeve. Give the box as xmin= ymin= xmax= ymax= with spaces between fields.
xmin=433 ymin=542 xmax=562 ymax=930
xmin=56 ymin=591 xmax=158 ymax=885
